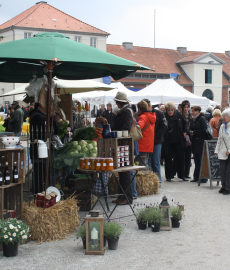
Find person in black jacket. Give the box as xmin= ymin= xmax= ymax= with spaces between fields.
xmin=189 ymin=106 xmax=208 ymax=183
xmin=101 ymin=103 xmax=116 ymax=130
xmin=112 ymin=92 xmax=133 ymax=205
xmin=143 ymin=99 xmax=167 ymax=183
xmin=162 ymin=102 xmax=188 ymax=182
xmin=30 ymin=103 xmax=46 ymax=194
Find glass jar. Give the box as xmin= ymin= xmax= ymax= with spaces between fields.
xmin=84 ymin=158 xmax=90 ymax=170
xmin=90 ymin=158 xmax=96 ymax=170
xmin=101 ymin=158 xmax=107 ymax=170
xmin=106 ymin=158 xmax=113 ymax=170
xmin=80 ymin=158 xmax=85 ymax=169
xmin=96 ymin=158 xmax=101 ymax=170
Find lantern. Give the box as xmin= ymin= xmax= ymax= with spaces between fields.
xmin=159 ymin=196 xmax=172 ymax=231
xmin=85 ymin=210 xmax=105 ymax=255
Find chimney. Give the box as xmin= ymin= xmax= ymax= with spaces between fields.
xmin=36 ymin=1 xmax=47 ymax=4
xmin=177 ymin=47 xmax=187 ymax=54
xmin=122 ymin=42 xmax=133 ymax=50
xmin=225 ymin=51 xmax=230 ymax=57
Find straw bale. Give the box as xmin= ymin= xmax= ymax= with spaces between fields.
xmin=108 ymin=170 xmax=160 ymax=196
xmin=23 ymin=196 xmax=80 ymax=243
xmin=136 ymin=170 xmax=160 ymax=196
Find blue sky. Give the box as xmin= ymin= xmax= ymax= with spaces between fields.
xmin=0 ymin=0 xmax=230 ymax=53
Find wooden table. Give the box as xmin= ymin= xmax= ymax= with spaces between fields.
xmin=77 ymin=165 xmax=146 ymax=219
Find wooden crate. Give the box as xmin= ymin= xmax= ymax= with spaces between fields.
xmin=97 ymin=137 xmax=134 ymax=169
xmin=0 ymin=148 xmax=26 ymax=219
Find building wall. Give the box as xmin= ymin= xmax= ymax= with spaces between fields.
xmin=183 ymin=86 xmax=193 ymax=93
xmin=181 ymin=63 xmax=223 ymax=104
xmin=222 ymin=87 xmax=229 ymax=108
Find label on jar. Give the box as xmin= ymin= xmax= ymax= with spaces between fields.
xmin=125 ymin=157 xmax=129 ymax=161
xmin=97 ymin=163 xmax=101 ymax=166
xmin=14 ymin=175 xmax=18 ymax=179
xmin=103 ymin=163 xmax=106 ymax=166
xmin=109 ymin=163 xmax=113 ymax=166
xmin=125 ymin=162 xmax=130 ymax=165
xmin=5 ymin=176 xmax=10 ymax=180
xmin=0 ymin=177 xmax=2 ymax=182
xmin=88 ymin=162 xmax=90 ymax=165
xmin=125 ymin=152 xmax=129 ymax=156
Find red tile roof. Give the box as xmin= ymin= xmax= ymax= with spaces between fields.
xmin=107 ymin=45 xmax=193 ymax=84
xmin=0 ymin=2 xmax=109 ymax=35
xmin=107 ymin=45 xmax=230 ymax=86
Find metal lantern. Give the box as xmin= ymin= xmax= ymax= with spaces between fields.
xmin=85 ymin=210 xmax=105 ymax=255
xmin=159 ymin=196 xmax=172 ymax=231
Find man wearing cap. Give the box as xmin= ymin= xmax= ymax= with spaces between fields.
xmin=143 ymin=99 xmax=167 ymax=183
xmin=113 ymin=91 xmax=133 ymax=206
xmin=7 ymin=101 xmax=24 ymax=137
xmin=101 ymin=103 xmax=116 ymax=130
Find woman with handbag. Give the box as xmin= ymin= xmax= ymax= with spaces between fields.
xmin=181 ymin=100 xmax=192 ymax=179
xmin=215 ymin=109 xmax=230 ymax=195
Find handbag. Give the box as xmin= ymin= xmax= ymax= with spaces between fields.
xmin=205 ymin=121 xmax=213 ymax=140
xmin=185 ymin=135 xmax=192 ymax=146
xmin=130 ymin=117 xmax=143 ymax=141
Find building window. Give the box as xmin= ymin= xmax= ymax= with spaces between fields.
xmin=202 ymin=89 xmax=213 ymax=100
xmin=74 ymin=36 xmax=81 ymax=42
xmin=205 ymin=69 xmax=212 ymax=84
xmin=24 ymin=32 xmax=32 ymax=39
xmin=90 ymin=37 xmax=97 ymax=48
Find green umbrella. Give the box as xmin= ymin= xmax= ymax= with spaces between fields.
xmin=0 ymin=32 xmax=150 ymax=191
xmin=0 ymin=32 xmax=150 ymax=82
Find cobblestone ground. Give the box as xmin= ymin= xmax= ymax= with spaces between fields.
xmin=1 ymin=161 xmax=229 ymax=270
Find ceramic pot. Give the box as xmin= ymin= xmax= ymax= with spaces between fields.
xmin=107 ymin=237 xmax=119 ymax=250
xmin=3 ymin=242 xmax=18 ymax=257
xmin=102 ymin=124 xmax=111 ymax=138
xmin=171 ymin=218 xmax=180 ymax=228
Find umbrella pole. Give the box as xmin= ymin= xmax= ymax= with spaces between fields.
xmin=45 ymin=62 xmax=55 ymax=192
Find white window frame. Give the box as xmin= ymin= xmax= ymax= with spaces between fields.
xmin=24 ymin=32 xmax=32 ymax=39
xmin=74 ymin=36 xmax=81 ymax=42
xmin=90 ymin=37 xmax=97 ymax=48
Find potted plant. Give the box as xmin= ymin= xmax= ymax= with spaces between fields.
xmin=76 ymin=223 xmax=87 ymax=249
xmin=147 ymin=207 xmax=163 ymax=232
xmin=135 ymin=207 xmax=148 ymax=230
xmin=170 ymin=205 xmax=183 ymax=228
xmin=0 ymin=218 xmax=29 ymax=257
xmin=104 ymin=221 xmax=123 ymax=250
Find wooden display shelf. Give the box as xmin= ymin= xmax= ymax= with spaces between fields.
xmin=97 ymin=137 xmax=134 ymax=169
xmin=77 ymin=165 xmax=145 ymax=173
xmin=0 ymin=148 xmax=25 ymax=219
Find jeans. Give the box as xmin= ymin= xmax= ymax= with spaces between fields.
xmin=131 ymin=170 xmax=138 ymax=197
xmin=149 ymin=143 xmax=162 ymax=182
xmin=219 ymin=157 xmax=230 ymax=191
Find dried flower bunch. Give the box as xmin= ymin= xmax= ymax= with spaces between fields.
xmin=0 ymin=218 xmax=29 ymax=245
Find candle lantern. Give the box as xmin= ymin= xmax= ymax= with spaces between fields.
xmin=159 ymin=196 xmax=172 ymax=231
xmin=85 ymin=210 xmax=105 ymax=255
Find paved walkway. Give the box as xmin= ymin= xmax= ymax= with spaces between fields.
xmin=1 ymin=162 xmax=228 ymax=270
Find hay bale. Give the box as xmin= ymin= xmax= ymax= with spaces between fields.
xmin=136 ymin=170 xmax=160 ymax=196
xmin=23 ymin=196 xmax=80 ymax=243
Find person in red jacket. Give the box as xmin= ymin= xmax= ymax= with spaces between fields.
xmin=135 ymin=100 xmax=156 ymax=168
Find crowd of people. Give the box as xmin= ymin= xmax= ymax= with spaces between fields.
xmin=99 ymin=91 xmax=230 ymax=205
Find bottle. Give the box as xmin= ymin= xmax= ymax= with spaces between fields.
xmin=13 ymin=162 xmax=18 ymax=183
xmin=0 ymin=163 xmax=3 ymax=186
xmin=4 ymin=162 xmax=10 ymax=185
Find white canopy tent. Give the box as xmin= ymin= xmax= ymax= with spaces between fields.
xmin=133 ymin=79 xmax=211 ymax=111
xmin=0 ymin=79 xmax=115 ymax=98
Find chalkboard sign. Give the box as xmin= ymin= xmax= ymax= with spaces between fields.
xmin=198 ymin=139 xmax=221 ymax=189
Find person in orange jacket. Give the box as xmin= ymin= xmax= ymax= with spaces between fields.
xmin=135 ymin=100 xmax=156 ymax=168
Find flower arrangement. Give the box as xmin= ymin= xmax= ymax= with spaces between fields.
xmin=170 ymin=205 xmax=183 ymax=220
xmin=104 ymin=221 xmax=123 ymax=239
xmin=134 ymin=205 xmax=149 ymax=224
xmin=0 ymin=218 xmax=29 ymax=245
